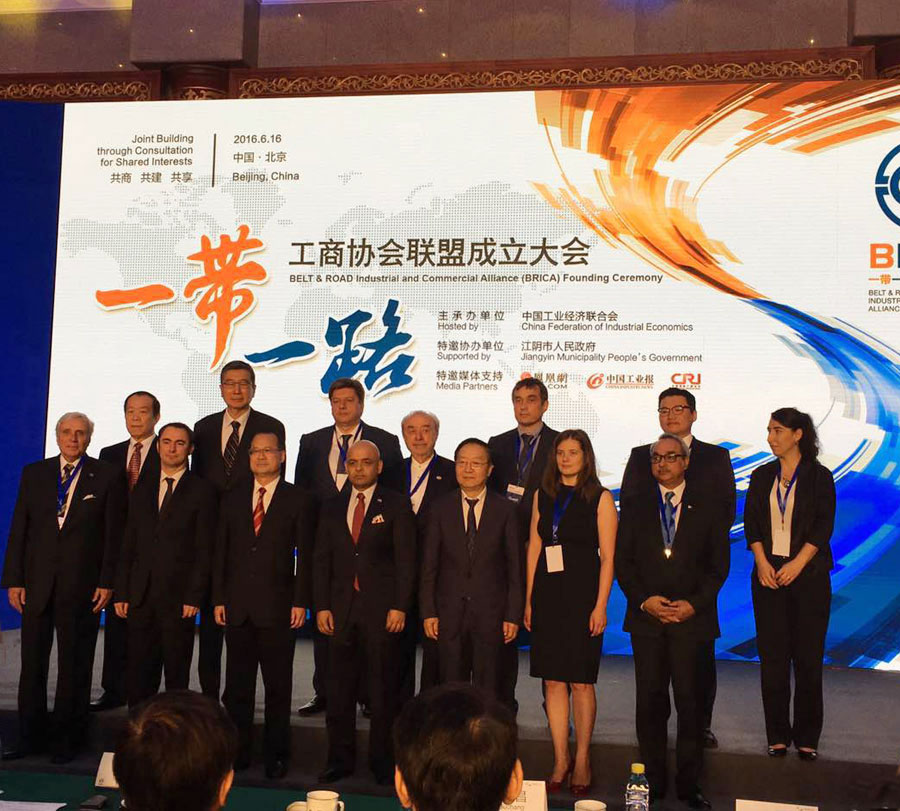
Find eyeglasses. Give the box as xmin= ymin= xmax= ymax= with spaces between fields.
xmin=651 ymin=453 xmax=686 ymax=464
xmin=455 ymin=460 xmax=488 ymax=469
xmin=221 ymin=381 xmax=253 ymax=389
xmin=249 ymin=447 xmax=280 ymax=456
xmin=657 ymin=405 xmax=691 ymax=415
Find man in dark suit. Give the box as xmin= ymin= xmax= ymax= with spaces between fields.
xmin=616 ymin=434 xmax=730 ymax=810
xmin=383 ymin=410 xmax=456 ymax=694
xmin=314 ymin=440 xmax=415 ymax=785
xmin=421 ymin=439 xmax=523 ymax=700
xmin=93 ymin=390 xmax=162 ymax=712
xmin=487 ymin=377 xmax=558 ymax=711
xmin=114 ymin=422 xmax=216 ymax=707
xmin=192 ymin=359 xmax=285 ymax=700
xmin=620 ymin=386 xmax=735 ymax=748
xmin=214 ymin=431 xmax=311 ymax=780
xmin=2 ymin=412 xmax=125 ymax=763
xmin=295 ymin=376 xmax=402 ymax=715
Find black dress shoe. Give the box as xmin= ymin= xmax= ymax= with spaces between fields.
xmin=360 ymin=702 xmax=373 ymax=719
xmin=90 ymin=692 xmax=125 ymax=712
xmin=265 ymin=759 xmax=288 ymax=779
xmin=679 ymin=790 xmax=712 ymax=810
xmin=297 ymin=695 xmax=326 ymax=716
xmin=318 ymin=765 xmax=352 ymax=783
xmin=50 ymin=746 xmax=76 ymax=765
xmin=703 ymin=728 xmax=718 ymax=749
xmin=2 ymin=747 xmax=30 ymax=761
xmin=797 ymin=748 xmax=818 ymax=761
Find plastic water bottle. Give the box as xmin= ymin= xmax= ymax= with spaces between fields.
xmin=625 ymin=762 xmax=650 ymax=811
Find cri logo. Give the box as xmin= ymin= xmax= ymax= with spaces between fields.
xmin=671 ymin=372 xmax=701 ymax=387
xmin=875 ymin=144 xmax=900 ymax=227
xmin=586 ymin=373 xmax=604 ymax=389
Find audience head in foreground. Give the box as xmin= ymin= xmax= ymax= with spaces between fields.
xmin=394 ymin=683 xmax=523 ymax=811
xmin=114 ymin=690 xmax=238 ymax=811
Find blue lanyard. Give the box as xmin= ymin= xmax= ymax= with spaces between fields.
xmin=775 ymin=465 xmax=798 ymax=524
xmin=335 ymin=424 xmax=363 ymax=470
xmin=551 ymin=489 xmax=575 ymax=542
xmin=656 ymin=487 xmax=677 ymax=552
xmin=57 ymin=457 xmax=85 ymax=515
xmin=407 ymin=455 xmax=436 ymax=498
xmin=515 ymin=432 xmax=539 ymax=483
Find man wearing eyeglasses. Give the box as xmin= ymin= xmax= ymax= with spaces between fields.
xmin=192 ymin=360 xmax=286 ymax=700
xmin=616 ymin=434 xmax=730 ymax=810
xmin=620 ymin=387 xmax=735 ymax=750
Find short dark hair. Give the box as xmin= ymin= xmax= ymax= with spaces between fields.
xmin=124 ymin=390 xmax=161 ymax=417
xmin=248 ymin=430 xmax=285 ymax=451
xmin=394 ymin=684 xmax=517 ymax=811
xmin=657 ymin=386 xmax=696 ymax=411
xmin=770 ymin=407 xmax=819 ymax=460
xmin=454 ymin=437 xmax=492 ymax=464
xmin=328 ymin=377 xmax=365 ymax=403
xmin=114 ymin=690 xmax=237 ymax=811
xmin=541 ymin=428 xmax=602 ymax=501
xmin=512 ymin=376 xmax=548 ymax=403
xmin=219 ymin=360 xmax=255 ymax=385
xmin=158 ymin=422 xmax=194 ymax=448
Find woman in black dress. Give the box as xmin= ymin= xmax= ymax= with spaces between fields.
xmin=524 ymin=429 xmax=617 ymax=795
xmin=744 ymin=408 xmax=835 ymax=761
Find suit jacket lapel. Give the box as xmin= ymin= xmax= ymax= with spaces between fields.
xmin=357 ymin=488 xmax=384 ymax=547
xmin=62 ymin=456 xmax=93 ymax=530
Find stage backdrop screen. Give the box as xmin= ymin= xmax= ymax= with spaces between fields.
xmin=46 ymin=81 xmax=900 ymax=668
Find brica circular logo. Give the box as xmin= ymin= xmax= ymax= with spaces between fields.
xmin=875 ymin=144 xmax=900 ymax=227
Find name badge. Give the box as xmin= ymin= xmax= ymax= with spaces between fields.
xmin=506 ymin=484 xmax=525 ymax=503
xmin=545 ymin=544 xmax=564 ymax=573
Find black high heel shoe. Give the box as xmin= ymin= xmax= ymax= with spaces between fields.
xmin=797 ymin=748 xmax=818 ymax=761
xmin=767 ymin=744 xmax=788 ymax=757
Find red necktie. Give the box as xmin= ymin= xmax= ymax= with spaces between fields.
xmin=253 ymin=487 xmax=266 ymax=536
xmin=127 ymin=442 xmax=142 ymax=491
xmin=351 ymin=491 xmax=366 ymax=591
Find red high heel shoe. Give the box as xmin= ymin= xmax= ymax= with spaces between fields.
xmin=546 ymin=763 xmax=573 ymax=793
xmin=571 ymin=767 xmax=592 ymax=796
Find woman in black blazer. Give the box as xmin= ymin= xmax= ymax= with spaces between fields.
xmin=744 ymin=408 xmax=835 ymax=761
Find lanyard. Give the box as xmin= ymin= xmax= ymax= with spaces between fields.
xmin=407 ymin=455 xmax=437 ymax=498
xmin=656 ymin=487 xmax=677 ymax=555
xmin=57 ymin=457 xmax=85 ymax=515
xmin=334 ymin=424 xmax=363 ymax=471
xmin=551 ymin=489 xmax=575 ymax=542
xmin=515 ymin=431 xmax=539 ymax=482
xmin=775 ymin=465 xmax=798 ymax=525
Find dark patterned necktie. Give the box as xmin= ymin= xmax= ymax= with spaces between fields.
xmin=465 ymin=497 xmax=479 ymax=558
xmin=517 ymin=434 xmax=535 ymax=485
xmin=160 ymin=477 xmax=175 ymax=514
xmin=336 ymin=434 xmax=351 ymax=475
xmin=253 ymin=487 xmax=266 ymax=536
xmin=58 ymin=463 xmax=74 ymax=518
xmin=223 ymin=420 xmax=241 ymax=478
xmin=127 ymin=442 xmax=142 ymax=491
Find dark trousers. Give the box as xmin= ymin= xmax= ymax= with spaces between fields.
xmin=126 ymin=599 xmax=194 ymax=706
xmin=399 ymin=608 xmax=437 ymax=699
xmin=224 ymin=620 xmax=296 ymax=765
xmin=437 ymin=603 xmax=502 ymax=697
xmin=325 ymin=598 xmax=403 ymax=777
xmin=100 ymin=607 xmax=128 ymax=702
xmin=498 ymin=633 xmax=519 ymax=711
xmin=198 ymin=602 xmax=224 ymax=700
xmin=751 ymin=565 xmax=831 ymax=748
xmin=312 ymin=625 xmax=329 ymax=699
xmin=631 ymin=632 xmax=704 ymax=798
xmin=19 ymin=593 xmax=100 ymax=752
xmin=699 ymin=639 xmax=717 ymax=730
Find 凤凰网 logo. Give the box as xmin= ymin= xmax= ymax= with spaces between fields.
xmin=875 ymin=144 xmax=900 ymax=227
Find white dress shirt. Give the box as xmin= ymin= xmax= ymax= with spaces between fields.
xmin=251 ymin=476 xmax=279 ymax=514
xmin=408 ymin=454 xmax=435 ymax=515
xmin=330 ymin=423 xmax=362 ymax=490
xmin=460 ymin=487 xmax=487 ymax=532
xmin=158 ymin=466 xmax=188 ymax=509
xmin=769 ymin=477 xmax=796 ymax=557
xmin=127 ymin=434 xmax=155 ymax=472
xmin=346 ymin=483 xmax=376 ymax=535
xmin=220 ymin=409 xmax=251 ymax=456
xmin=57 ymin=455 xmax=84 ymax=528
xmin=658 ymin=479 xmax=686 ymax=532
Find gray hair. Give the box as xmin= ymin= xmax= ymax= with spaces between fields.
xmin=400 ymin=410 xmax=440 ymax=435
xmin=55 ymin=411 xmax=95 ymax=440
xmin=650 ymin=432 xmax=690 ymax=459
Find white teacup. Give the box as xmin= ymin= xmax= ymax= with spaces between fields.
xmin=286 ymin=803 xmax=307 ymax=811
xmin=574 ymin=801 xmax=607 ymax=811
xmin=307 ymin=790 xmax=345 ymax=811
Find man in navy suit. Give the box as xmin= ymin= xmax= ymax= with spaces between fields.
xmin=295 ymin=377 xmax=402 ymax=715
xmin=616 ymin=434 xmax=730 ymax=810
xmin=192 ymin=360 xmax=285 ymax=700
xmin=94 ymin=390 xmax=162 ymax=711
xmin=383 ymin=410 xmax=456 ymax=694
xmin=313 ymin=440 xmax=415 ymax=785
xmin=421 ymin=439 xmax=523 ymax=699
xmin=2 ymin=412 xmax=125 ymax=763
xmin=620 ymin=387 xmax=735 ymax=748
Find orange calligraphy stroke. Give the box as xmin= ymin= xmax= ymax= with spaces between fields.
xmin=95 ymin=284 xmax=176 ymax=309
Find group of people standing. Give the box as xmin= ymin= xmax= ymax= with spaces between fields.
xmin=1 ymin=363 xmax=836 ymax=809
